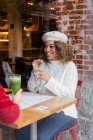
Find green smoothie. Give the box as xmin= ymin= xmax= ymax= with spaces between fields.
xmin=10 ymin=75 xmax=21 ymax=95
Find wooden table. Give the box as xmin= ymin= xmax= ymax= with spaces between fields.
xmin=0 ymin=94 xmax=76 ymax=140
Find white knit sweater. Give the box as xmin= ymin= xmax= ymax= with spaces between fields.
xmin=28 ymin=60 xmax=78 ymax=118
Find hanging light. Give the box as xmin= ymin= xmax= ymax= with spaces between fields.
xmin=49 ymin=0 xmax=55 ymax=11
xmin=28 ymin=2 xmax=34 ymax=6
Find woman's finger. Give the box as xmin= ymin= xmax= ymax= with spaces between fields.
xmin=17 ymin=89 xmax=22 ymax=93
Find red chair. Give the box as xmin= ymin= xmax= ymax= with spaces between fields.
xmin=52 ymin=80 xmax=83 ymax=140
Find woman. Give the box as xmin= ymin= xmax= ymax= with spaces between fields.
xmin=15 ymin=31 xmax=78 ymax=140
xmin=0 ymin=84 xmax=22 ymax=123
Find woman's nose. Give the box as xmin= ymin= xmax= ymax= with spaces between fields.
xmin=46 ymin=46 xmax=50 ymax=51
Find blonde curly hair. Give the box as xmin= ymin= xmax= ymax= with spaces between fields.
xmin=41 ymin=41 xmax=74 ymax=63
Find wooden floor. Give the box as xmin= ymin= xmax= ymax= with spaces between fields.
xmin=1 ymin=127 xmax=15 ymax=140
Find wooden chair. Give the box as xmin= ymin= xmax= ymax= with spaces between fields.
xmin=52 ymin=80 xmax=83 ymax=140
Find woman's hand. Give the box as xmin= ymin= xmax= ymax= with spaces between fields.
xmin=32 ymin=59 xmax=50 ymax=82
xmin=34 ymin=70 xmax=50 ymax=82
xmin=13 ymin=89 xmax=22 ymax=106
xmin=32 ymin=59 xmax=43 ymax=70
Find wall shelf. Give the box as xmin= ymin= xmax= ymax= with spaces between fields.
xmin=23 ymin=48 xmax=40 ymax=51
xmin=0 ymin=49 xmax=8 ymax=51
xmin=0 ymin=32 xmax=8 ymax=42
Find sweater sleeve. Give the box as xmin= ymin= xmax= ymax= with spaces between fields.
xmin=0 ymin=104 xmax=20 ymax=123
xmin=45 ymin=62 xmax=78 ymax=98
xmin=27 ymin=71 xmax=37 ymax=92
xmin=0 ymin=85 xmax=20 ymax=123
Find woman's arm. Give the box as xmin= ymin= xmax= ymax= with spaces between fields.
xmin=27 ymin=59 xmax=44 ymax=92
xmin=0 ymin=85 xmax=20 ymax=123
xmin=0 ymin=102 xmax=20 ymax=123
xmin=27 ymin=71 xmax=37 ymax=92
xmin=45 ymin=62 xmax=78 ymax=98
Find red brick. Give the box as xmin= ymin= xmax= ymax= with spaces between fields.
xmin=63 ymin=5 xmax=73 ymax=11
xmin=75 ymin=20 xmax=81 ymax=24
xmin=79 ymin=45 xmax=85 ymax=50
xmin=76 ymin=39 xmax=82 ymax=44
xmin=68 ymin=30 xmax=79 ymax=35
xmin=76 ymin=4 xmax=87 ymax=9
xmin=81 ymin=19 xmax=86 ymax=24
xmin=89 ymin=55 xmax=93 ymax=59
xmin=86 ymin=20 xmax=93 ymax=24
xmin=76 ymin=25 xmax=86 ymax=30
xmin=84 ymin=61 xmax=93 ymax=65
xmin=83 ymin=25 xmax=93 ymax=29
xmin=56 ymin=12 xmax=62 ymax=16
xmin=84 ymin=45 xmax=90 ymax=50
xmin=70 ymin=10 xmax=83 ymax=15
xmin=74 ymin=36 xmax=82 ymax=40
xmin=69 ymin=16 xmax=82 ymax=19
xmin=73 ymin=49 xmax=80 ymax=55
xmin=83 ymin=75 xmax=93 ymax=80
xmin=74 ymin=0 xmax=84 ymax=4
xmin=76 ymin=55 xmax=88 ymax=59
xmin=84 ymin=10 xmax=92 ymax=15
xmin=69 ymin=20 xmax=74 ymax=24
xmin=74 ymin=59 xmax=83 ymax=64
xmin=61 ymin=11 xmax=69 ymax=15
xmin=87 ymin=50 xmax=93 ymax=54
xmin=84 ymin=40 xmax=93 ymax=45
xmin=68 ymin=26 xmax=74 ymax=30
xmin=56 ymin=2 xmax=63 ymax=7
xmin=63 ymin=1 xmax=74 ymax=5
xmin=69 ymin=19 xmax=81 ymax=25
xmin=86 ymin=15 xmax=93 ymax=19
xmin=78 ymin=70 xmax=84 ymax=75
xmin=77 ymin=65 xmax=89 ymax=70
xmin=85 ymin=71 xmax=93 ymax=75
xmin=56 ymin=7 xmax=62 ymax=11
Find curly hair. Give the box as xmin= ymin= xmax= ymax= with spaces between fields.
xmin=41 ymin=41 xmax=74 ymax=63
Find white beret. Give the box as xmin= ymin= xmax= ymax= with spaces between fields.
xmin=42 ymin=31 xmax=68 ymax=43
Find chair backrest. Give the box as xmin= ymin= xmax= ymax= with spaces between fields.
xmin=75 ymin=80 xmax=83 ymax=109
xmin=15 ymin=57 xmax=26 ymax=75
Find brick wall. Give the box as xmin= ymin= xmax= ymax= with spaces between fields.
xmin=55 ymin=1 xmax=93 ymax=139
xmin=55 ymin=0 xmax=93 ymax=80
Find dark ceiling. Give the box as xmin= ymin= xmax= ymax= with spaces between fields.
xmin=0 ymin=0 xmax=56 ymax=16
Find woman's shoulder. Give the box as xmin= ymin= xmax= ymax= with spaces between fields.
xmin=68 ymin=61 xmax=77 ymax=67
xmin=66 ymin=61 xmax=77 ymax=72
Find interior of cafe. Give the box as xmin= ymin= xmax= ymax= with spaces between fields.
xmin=0 ymin=0 xmax=56 ymax=88
xmin=0 ymin=0 xmax=56 ymax=61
